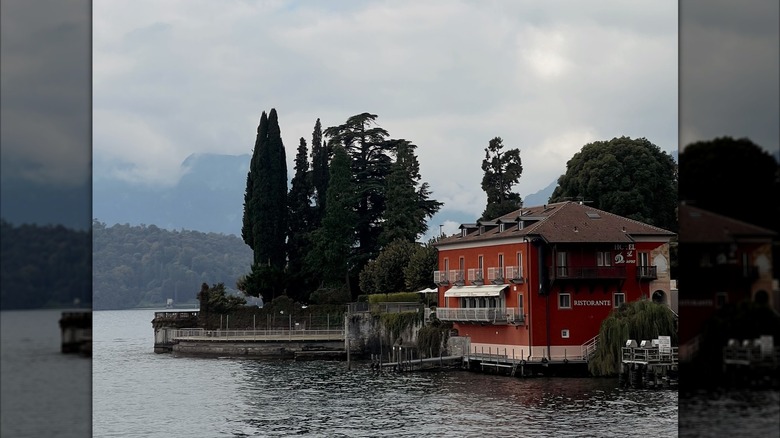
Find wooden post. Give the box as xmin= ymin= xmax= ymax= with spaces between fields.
xmin=347 ymin=339 xmax=351 ymax=371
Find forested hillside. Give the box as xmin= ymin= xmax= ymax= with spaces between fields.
xmin=1 ymin=220 xmax=91 ymax=309
xmin=93 ymin=221 xmax=252 ymax=310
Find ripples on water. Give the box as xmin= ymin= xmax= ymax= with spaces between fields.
xmin=91 ymin=309 xmax=680 ymax=437
xmin=0 ymin=309 xmax=91 ymax=438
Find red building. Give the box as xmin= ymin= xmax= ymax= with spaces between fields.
xmin=434 ymin=201 xmax=675 ymax=364
xmin=677 ymin=204 xmax=777 ymax=359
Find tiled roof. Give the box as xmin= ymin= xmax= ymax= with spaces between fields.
xmin=435 ymin=201 xmax=675 ymax=247
xmin=678 ymin=204 xmax=776 ymax=243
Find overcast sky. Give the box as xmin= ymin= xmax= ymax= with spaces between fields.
xmin=92 ymin=0 xmax=678 ymax=235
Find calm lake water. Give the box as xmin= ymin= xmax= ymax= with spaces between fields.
xmin=0 ymin=309 xmax=91 ymax=438
xmin=93 ymin=308 xmax=679 ymax=437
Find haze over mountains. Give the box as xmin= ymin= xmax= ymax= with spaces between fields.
xmin=92 ymin=149 xmax=686 ymax=238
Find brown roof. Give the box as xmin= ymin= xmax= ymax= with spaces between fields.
xmin=678 ymin=204 xmax=776 ymax=243
xmin=435 ymin=201 xmax=675 ymax=247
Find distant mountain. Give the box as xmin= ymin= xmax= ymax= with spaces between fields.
xmin=0 ymin=178 xmax=91 ymax=230
xmin=524 ymin=180 xmax=558 ymax=207
xmin=93 ymin=153 xmax=250 ymax=236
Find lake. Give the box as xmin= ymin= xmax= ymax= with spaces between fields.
xmin=93 ymin=308 xmax=678 ymax=437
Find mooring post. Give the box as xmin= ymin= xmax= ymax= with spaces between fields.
xmin=347 ymin=338 xmax=351 ymax=371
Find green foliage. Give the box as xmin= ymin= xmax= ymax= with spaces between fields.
xmin=404 ymin=240 xmax=438 ymax=291
xmin=380 ymin=311 xmax=422 ymax=341
xmin=242 ymin=109 xmax=288 ymax=296
xmin=379 ymin=139 xmax=442 ymax=246
xmin=550 ymin=136 xmax=677 ymax=231
xmin=416 ymin=322 xmax=452 ymax=357
xmin=679 ymin=136 xmax=779 ymax=232
xmin=368 ymin=292 xmax=420 ymax=303
xmin=1 ymin=220 xmax=91 ymax=309
xmin=481 ymin=137 xmax=523 ymax=220
xmin=287 ymin=136 xmax=316 ymax=302
xmin=92 ymin=221 xmax=251 ymax=310
xmin=309 ymin=286 xmax=351 ymax=305
xmin=310 ymin=118 xmax=330 ymax=225
xmin=588 ymin=300 xmax=678 ymax=376
xmin=197 ymin=282 xmax=246 ymax=314
xmin=306 ymin=145 xmax=358 ymax=288
xmin=359 ymin=239 xmax=418 ymax=294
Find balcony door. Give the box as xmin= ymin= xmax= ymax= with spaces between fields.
xmin=557 ymin=251 xmax=568 ymax=277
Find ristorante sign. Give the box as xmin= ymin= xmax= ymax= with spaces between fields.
xmin=573 ymin=299 xmax=611 ymax=306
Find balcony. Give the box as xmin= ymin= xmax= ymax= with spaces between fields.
xmin=435 ymin=270 xmax=464 ymax=286
xmin=505 ymin=266 xmax=524 ymax=284
xmin=436 ymin=307 xmax=524 ymax=325
xmin=487 ymin=267 xmax=504 ymax=284
xmin=467 ymin=268 xmax=484 ymax=285
xmin=550 ymin=266 xmax=626 ymax=280
xmin=636 ymin=265 xmax=658 ymax=281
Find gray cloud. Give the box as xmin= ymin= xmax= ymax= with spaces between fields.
xmin=1 ymin=0 xmax=91 ymax=187
xmin=93 ymin=0 xmax=677 ymax=220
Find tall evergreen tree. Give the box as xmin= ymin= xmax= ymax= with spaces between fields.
xmin=306 ymin=145 xmax=357 ymax=288
xmin=480 ymin=137 xmax=523 ymax=220
xmin=310 ymin=118 xmax=329 ymax=226
xmin=324 ymin=113 xmax=391 ymax=269
xmin=379 ymin=139 xmax=442 ymax=246
xmin=241 ymin=108 xmax=288 ymax=298
xmin=287 ymin=137 xmax=315 ymax=301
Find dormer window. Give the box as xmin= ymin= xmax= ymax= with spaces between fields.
xmin=461 ymin=228 xmax=467 ymax=238
xmin=499 ymin=223 xmax=505 ymax=232
xmin=518 ymin=220 xmax=524 ymax=230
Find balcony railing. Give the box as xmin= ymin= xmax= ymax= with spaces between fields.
xmin=505 ymin=266 xmax=524 ymax=283
xmin=550 ymin=266 xmax=626 ymax=280
xmin=433 ymin=270 xmax=449 ymax=285
xmin=636 ymin=265 xmax=658 ymax=280
xmin=468 ymin=268 xmax=484 ymax=285
xmin=436 ymin=307 xmax=524 ymax=324
xmin=487 ymin=267 xmax=504 ymax=284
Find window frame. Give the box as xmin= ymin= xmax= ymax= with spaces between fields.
xmin=558 ymin=292 xmax=572 ymax=309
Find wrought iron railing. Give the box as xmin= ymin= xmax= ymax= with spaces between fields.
xmin=436 ymin=307 xmax=524 ymax=324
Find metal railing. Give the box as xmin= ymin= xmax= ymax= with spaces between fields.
xmin=154 ymin=311 xmax=199 ymax=320
xmin=551 ymin=266 xmax=627 ymax=280
xmin=468 ymin=269 xmax=484 ymax=285
xmin=622 ymin=346 xmax=678 ymax=364
xmin=581 ymin=335 xmax=599 ymax=362
xmin=347 ymin=302 xmax=423 ymax=314
xmin=436 ymin=307 xmax=524 ymax=324
xmin=487 ymin=267 xmax=504 ymax=284
xmin=171 ymin=328 xmax=345 ymax=341
xmin=636 ymin=266 xmax=658 ymax=280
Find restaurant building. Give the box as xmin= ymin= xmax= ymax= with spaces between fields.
xmin=434 ymin=201 xmax=675 ymax=364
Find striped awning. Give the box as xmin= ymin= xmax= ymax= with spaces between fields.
xmin=444 ymin=285 xmax=508 ymax=298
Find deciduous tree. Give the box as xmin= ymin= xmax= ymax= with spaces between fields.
xmin=550 ymin=136 xmax=677 ymax=231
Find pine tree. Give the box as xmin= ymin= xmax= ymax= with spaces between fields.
xmin=324 ymin=113 xmax=391 ymax=269
xmin=480 ymin=137 xmax=523 ymax=220
xmin=379 ymin=139 xmax=442 ymax=246
xmin=306 ymin=145 xmax=357 ymax=288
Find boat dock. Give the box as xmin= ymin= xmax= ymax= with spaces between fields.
xmin=619 ymin=338 xmax=678 ymax=389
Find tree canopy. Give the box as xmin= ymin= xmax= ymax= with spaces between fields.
xmin=481 ymin=137 xmax=523 ymax=220
xmin=550 ymin=136 xmax=677 ymax=231
xmin=679 ymin=136 xmax=779 ymax=231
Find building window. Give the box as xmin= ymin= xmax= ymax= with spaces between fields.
xmin=459 ymin=257 xmax=465 ymax=272
xmin=716 ymin=292 xmax=728 ymax=308
xmin=444 ymin=258 xmax=449 ymax=273
xmin=518 ymin=293 xmax=524 ymax=311
xmin=478 ymin=255 xmax=484 ymax=272
xmin=613 ymin=292 xmax=625 ymax=308
xmin=498 ymin=254 xmax=504 ymax=268
xmin=557 ymin=252 xmax=568 ymax=277
xmin=596 ymin=251 xmax=612 ymax=266
xmin=516 ymin=252 xmax=523 ymax=277
xmin=559 ymin=292 xmax=571 ymax=309
xmin=561 ymin=329 xmax=570 ymax=339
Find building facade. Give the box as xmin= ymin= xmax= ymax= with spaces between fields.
xmin=434 ymin=201 xmax=675 ymax=363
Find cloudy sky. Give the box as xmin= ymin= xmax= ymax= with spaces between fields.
xmin=92 ymin=0 xmax=678 ymax=236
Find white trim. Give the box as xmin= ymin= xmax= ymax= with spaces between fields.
xmin=436 ymin=237 xmax=532 ymax=251
xmin=444 ymin=285 xmax=508 ymax=298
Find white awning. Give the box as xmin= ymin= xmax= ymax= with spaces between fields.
xmin=416 ymin=288 xmax=438 ymax=294
xmin=444 ymin=285 xmax=508 ymax=298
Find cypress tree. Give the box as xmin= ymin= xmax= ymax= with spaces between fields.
xmin=240 ymin=108 xmax=288 ymax=298
xmin=310 ymin=118 xmax=329 ymax=226
xmin=287 ymin=137 xmax=314 ymax=301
